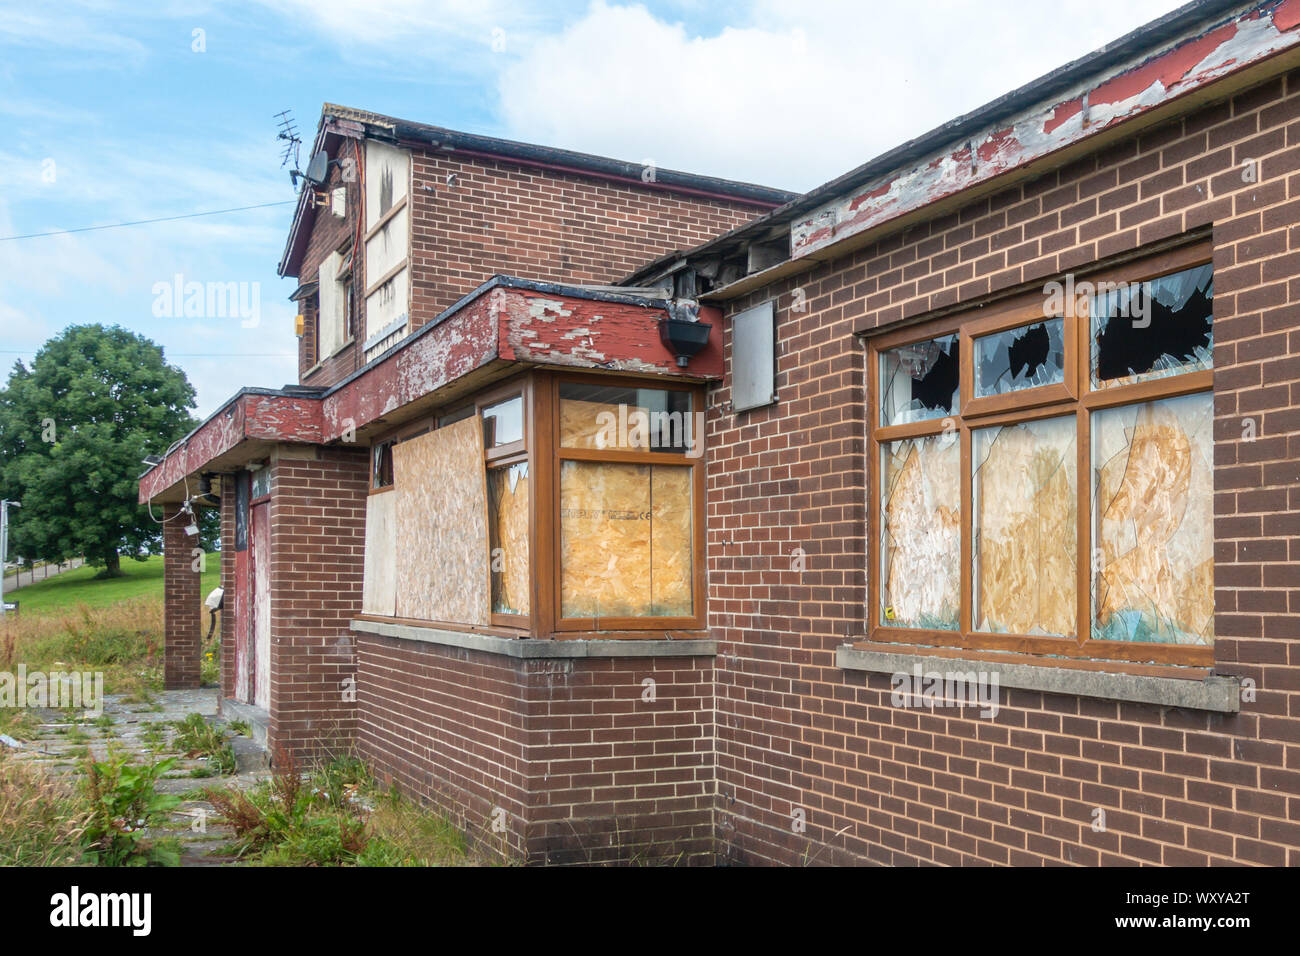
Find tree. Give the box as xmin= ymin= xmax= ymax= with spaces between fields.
xmin=0 ymin=325 xmax=199 ymax=577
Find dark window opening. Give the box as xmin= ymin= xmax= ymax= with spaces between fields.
xmin=1092 ymin=264 xmax=1212 ymax=385
xmin=372 ymin=440 xmax=394 ymax=490
xmin=880 ymin=334 xmax=960 ymax=426
xmin=974 ymin=318 xmax=1065 ymax=398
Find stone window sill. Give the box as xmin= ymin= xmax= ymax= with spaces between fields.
xmin=351 ymin=618 xmax=716 ymax=659
xmin=837 ymin=643 xmax=1240 ymax=713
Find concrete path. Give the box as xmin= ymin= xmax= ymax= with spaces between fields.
xmin=0 ymin=687 xmax=269 ymax=866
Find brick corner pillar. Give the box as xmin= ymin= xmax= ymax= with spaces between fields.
xmin=163 ymin=516 xmax=202 ymax=689
xmin=268 ymin=446 xmax=369 ymax=763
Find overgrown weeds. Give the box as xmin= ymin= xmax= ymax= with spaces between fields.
xmin=81 ymin=749 xmax=182 ymax=866
xmin=172 ymin=713 xmax=236 ymax=775
xmin=206 ymin=751 xmax=477 ymax=866
xmin=0 ymin=753 xmax=90 ymax=865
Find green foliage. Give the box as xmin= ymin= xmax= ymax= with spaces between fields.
xmin=171 ymin=713 xmax=235 ymax=775
xmin=0 ymin=324 xmax=200 ymax=573
xmin=207 ymin=755 xmax=478 ymax=867
xmin=80 ymin=750 xmax=182 ymax=866
xmin=0 ymin=753 xmax=91 ymax=866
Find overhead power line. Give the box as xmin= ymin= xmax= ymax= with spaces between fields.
xmin=0 ymin=200 xmax=296 ymax=242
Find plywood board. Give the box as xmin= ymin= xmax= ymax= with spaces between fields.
xmin=880 ymin=434 xmax=960 ymax=628
xmin=1093 ymin=392 xmax=1213 ymax=644
xmin=559 ymin=398 xmax=649 ymax=450
xmin=488 ymin=463 xmax=529 ymax=615
xmin=362 ymin=490 xmax=397 ymax=616
xmin=393 ymin=416 xmax=490 ymax=626
xmin=560 ymin=462 xmax=693 ymax=619
xmin=650 ymin=466 xmax=693 ymax=617
xmin=973 ymin=416 xmax=1076 ymax=636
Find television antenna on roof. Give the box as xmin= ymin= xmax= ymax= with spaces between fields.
xmin=275 ymin=109 xmax=302 ymax=175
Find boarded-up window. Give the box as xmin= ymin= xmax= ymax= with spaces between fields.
xmin=972 ymin=416 xmax=1077 ymax=637
xmin=487 ymin=462 xmax=529 ymax=616
xmin=362 ymin=490 xmax=397 ymax=616
xmin=392 ymin=416 xmax=490 ymax=626
xmin=559 ymin=461 xmax=693 ymax=619
xmin=870 ymin=244 xmax=1214 ymax=667
xmin=1092 ymin=393 xmax=1214 ymax=644
xmin=560 ymin=383 xmax=695 ymax=454
xmin=879 ymin=433 xmax=960 ymax=629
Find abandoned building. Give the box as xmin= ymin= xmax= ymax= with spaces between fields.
xmin=141 ymin=0 xmax=1300 ymax=865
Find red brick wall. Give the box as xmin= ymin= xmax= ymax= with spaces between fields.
xmin=407 ymin=150 xmax=766 ymax=332
xmin=355 ymin=634 xmax=716 ymax=865
xmin=267 ymin=447 xmax=369 ymax=761
xmin=293 ymin=141 xmax=771 ymax=389
xmin=163 ymin=516 xmax=202 ymax=690
xmin=708 ymin=70 xmax=1300 ymax=866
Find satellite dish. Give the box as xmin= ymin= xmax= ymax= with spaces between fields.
xmin=304 ymin=149 xmax=329 ymax=185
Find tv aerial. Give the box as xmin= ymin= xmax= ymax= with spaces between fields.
xmin=276 ymin=109 xmax=305 ymax=184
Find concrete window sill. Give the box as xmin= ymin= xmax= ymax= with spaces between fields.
xmin=836 ymin=644 xmax=1241 ymax=713
xmin=351 ymin=618 xmax=716 ymax=659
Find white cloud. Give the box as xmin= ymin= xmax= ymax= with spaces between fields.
xmin=497 ymin=0 xmax=1193 ymax=191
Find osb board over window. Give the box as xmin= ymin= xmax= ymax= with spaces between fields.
xmin=559 ymin=461 xmax=693 ymax=619
xmin=393 ymin=416 xmax=490 ymax=626
xmin=1093 ymin=392 xmax=1214 ymax=645
xmin=362 ymin=490 xmax=397 ymax=616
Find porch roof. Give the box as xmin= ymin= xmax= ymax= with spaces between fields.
xmin=139 ymin=276 xmax=722 ymax=503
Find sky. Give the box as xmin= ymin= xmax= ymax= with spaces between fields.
xmin=1 ymin=0 xmax=1193 ymax=418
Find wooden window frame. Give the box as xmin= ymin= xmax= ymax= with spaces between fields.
xmin=866 ymin=240 xmax=1214 ymax=668
xmin=539 ymin=370 xmax=707 ymax=636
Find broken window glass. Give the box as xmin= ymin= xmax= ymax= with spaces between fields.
xmin=559 ymin=382 xmax=695 ymax=454
xmin=1091 ymin=263 xmax=1213 ymax=389
xmin=371 ymin=440 xmax=394 ymax=490
xmin=879 ymin=334 xmax=960 ymax=427
xmin=1091 ymin=392 xmax=1214 ymax=644
xmin=251 ymin=465 xmax=271 ymax=499
xmin=482 ymin=396 xmax=523 ymax=447
xmin=974 ymin=318 xmax=1065 ymax=398
xmin=972 ymin=416 xmax=1076 ymax=636
xmin=560 ymin=461 xmax=693 ymax=619
xmin=487 ymin=462 xmax=529 ymax=616
xmin=879 ymin=432 xmax=960 ymax=629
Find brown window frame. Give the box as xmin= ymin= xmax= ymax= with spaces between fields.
xmin=540 ymin=370 xmax=707 ymax=636
xmin=866 ymin=240 xmax=1214 ymax=669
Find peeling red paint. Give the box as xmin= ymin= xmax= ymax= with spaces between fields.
xmin=792 ymin=2 xmax=1300 ymax=260
xmin=142 ymin=284 xmax=718 ymax=501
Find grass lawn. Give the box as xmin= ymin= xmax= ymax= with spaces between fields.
xmin=4 ymin=553 xmax=221 ymax=615
xmin=0 ymin=552 xmax=223 ymax=713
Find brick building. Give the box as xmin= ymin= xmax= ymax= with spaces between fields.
xmin=142 ymin=0 xmax=1300 ymax=865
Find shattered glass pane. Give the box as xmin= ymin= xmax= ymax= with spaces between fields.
xmin=972 ymin=416 xmax=1076 ymax=637
xmin=974 ymin=318 xmax=1065 ymax=398
xmin=879 ymin=432 xmax=960 ymax=629
xmin=1091 ymin=264 xmax=1213 ymax=389
xmin=879 ymin=333 xmax=960 ymax=427
xmin=1091 ymin=392 xmax=1214 ymax=645
xmin=487 ymin=462 xmax=529 ymax=616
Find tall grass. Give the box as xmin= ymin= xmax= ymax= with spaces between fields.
xmin=0 ymin=599 xmax=163 ymax=699
xmin=0 ymin=753 xmax=91 ymax=866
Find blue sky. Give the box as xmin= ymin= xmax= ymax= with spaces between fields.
xmin=1 ymin=0 xmax=1188 ymax=417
